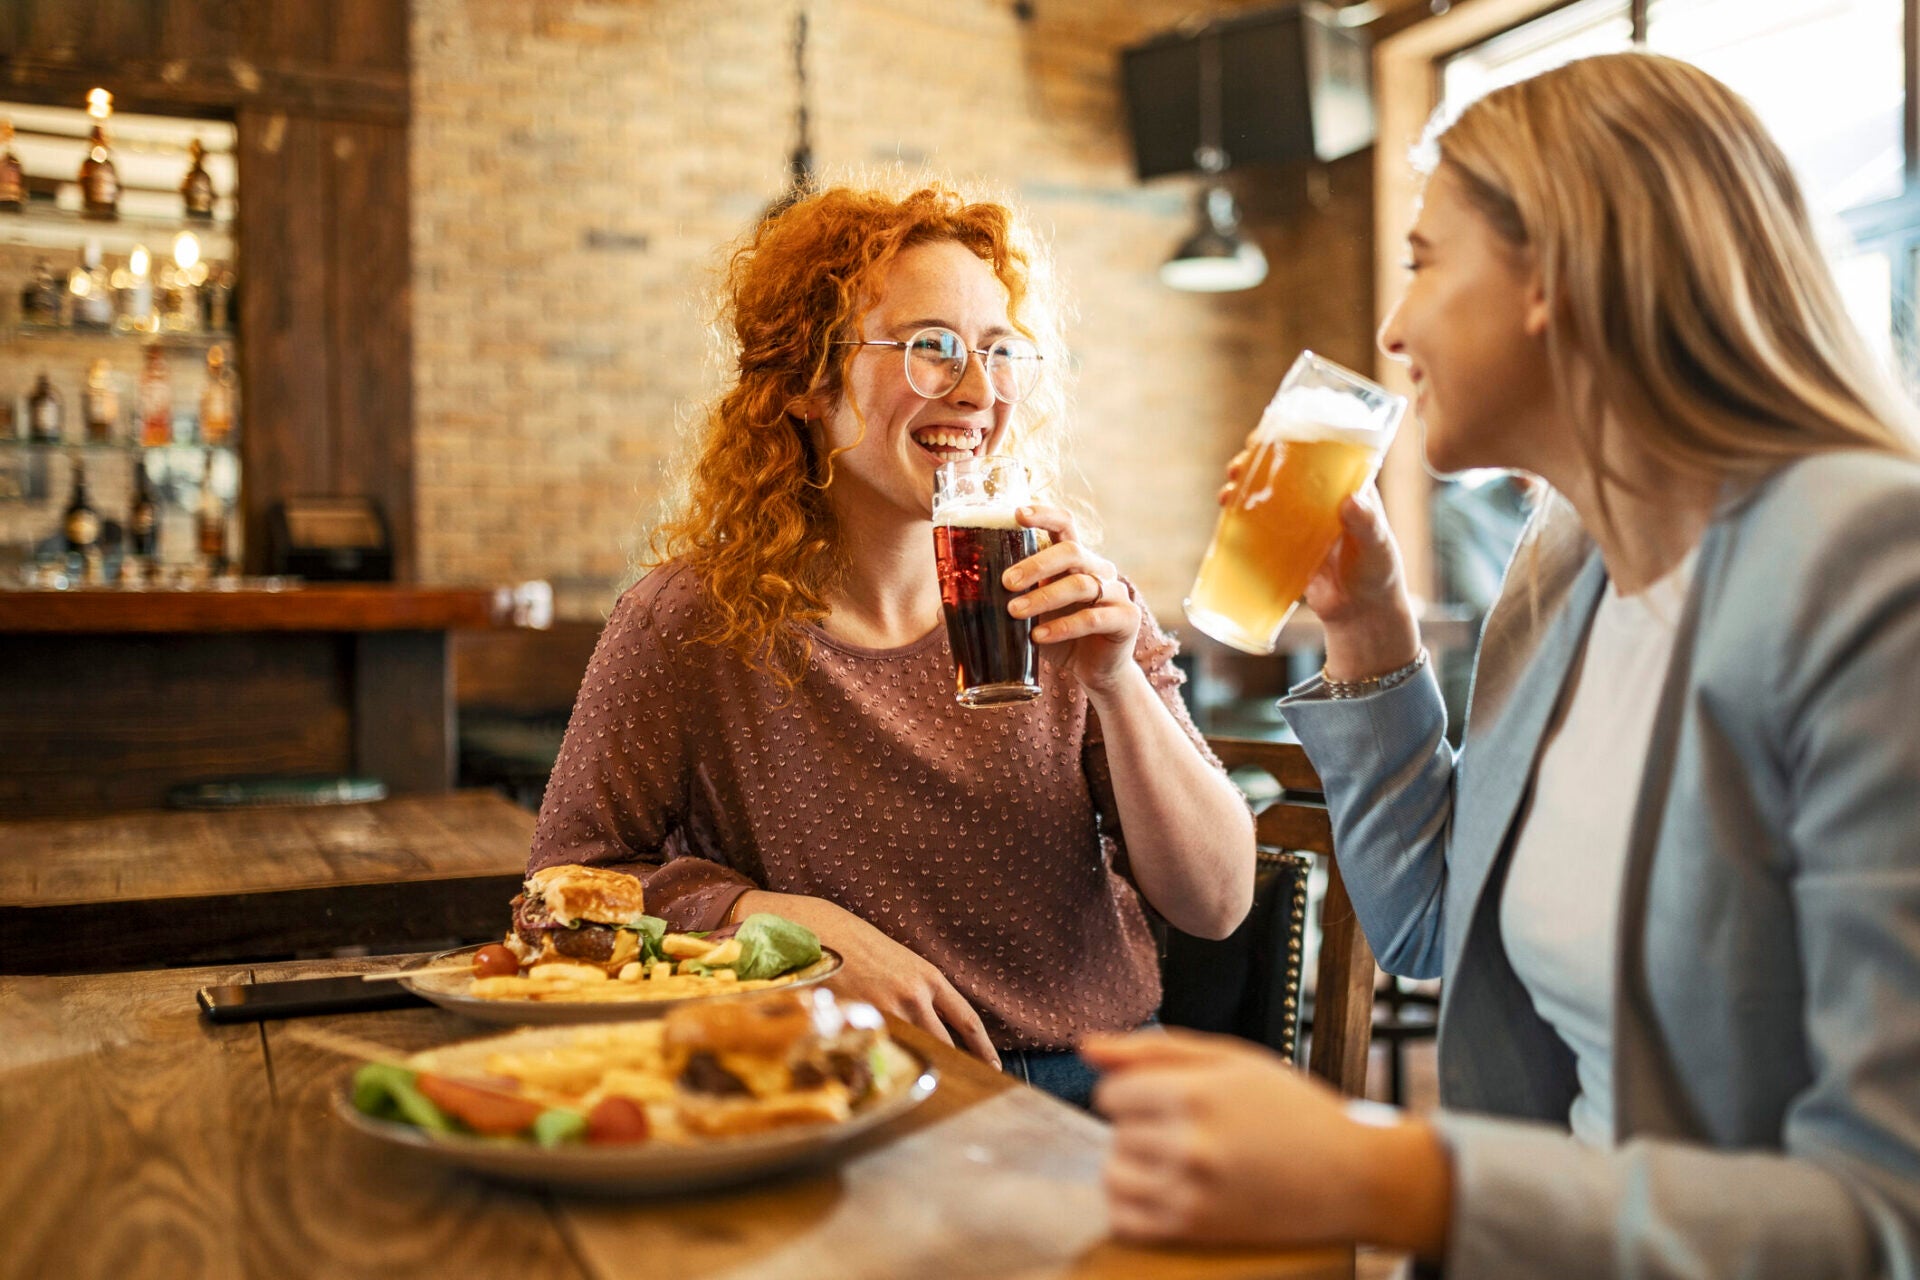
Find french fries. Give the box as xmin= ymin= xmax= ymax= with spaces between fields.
xmin=466 ymin=941 xmax=823 ymax=1003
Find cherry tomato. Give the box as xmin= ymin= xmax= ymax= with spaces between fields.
xmin=415 ymin=1073 xmax=543 ymax=1136
xmin=471 ymin=944 xmax=520 ymax=978
xmin=586 ymin=1095 xmax=650 ymax=1144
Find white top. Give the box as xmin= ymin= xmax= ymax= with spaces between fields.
xmin=1500 ymin=548 xmax=1696 ymax=1147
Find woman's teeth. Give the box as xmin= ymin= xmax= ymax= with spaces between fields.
xmin=913 ymin=427 xmax=982 ymax=457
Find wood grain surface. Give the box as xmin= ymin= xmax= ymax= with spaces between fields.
xmin=0 ymin=793 xmax=533 ymax=973
xmin=0 ymin=958 xmax=1354 ymax=1280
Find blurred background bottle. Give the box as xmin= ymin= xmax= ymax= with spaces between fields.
xmin=27 ymin=372 xmax=63 ymax=443
xmin=78 ymin=89 xmax=118 ymax=220
xmin=83 ymin=359 xmax=119 ymax=444
xmin=181 ymin=138 xmax=214 ymax=220
xmin=0 ymin=118 xmax=24 ymax=211
xmin=138 ymin=346 xmax=172 ymax=446
xmin=200 ymin=346 xmax=233 ymax=446
xmin=196 ymin=467 xmax=227 ymax=574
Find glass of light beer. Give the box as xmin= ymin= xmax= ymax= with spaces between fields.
xmin=1185 ymin=351 xmax=1406 ymax=654
xmin=933 ymin=456 xmax=1042 ymax=707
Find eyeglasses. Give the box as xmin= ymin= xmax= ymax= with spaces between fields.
xmin=835 ymin=327 xmax=1044 ymax=405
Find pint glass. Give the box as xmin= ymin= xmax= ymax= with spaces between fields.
xmin=933 ymin=456 xmax=1042 ymax=707
xmin=1185 ymin=351 xmax=1406 ymax=655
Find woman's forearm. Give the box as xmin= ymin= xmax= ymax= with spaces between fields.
xmin=1088 ymin=664 xmax=1256 ymax=939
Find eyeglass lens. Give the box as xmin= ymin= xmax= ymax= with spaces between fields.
xmin=904 ymin=328 xmax=1040 ymax=404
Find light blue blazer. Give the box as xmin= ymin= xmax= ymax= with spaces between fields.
xmin=1282 ymin=453 xmax=1920 ymax=1278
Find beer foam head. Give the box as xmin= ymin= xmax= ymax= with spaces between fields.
xmin=934 ymin=498 xmax=1022 ymax=529
xmin=1259 ymin=384 xmax=1393 ymax=447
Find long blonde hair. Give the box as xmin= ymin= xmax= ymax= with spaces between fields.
xmin=648 ymin=180 xmax=1073 ymax=681
xmin=1422 ymin=52 xmax=1917 ymax=520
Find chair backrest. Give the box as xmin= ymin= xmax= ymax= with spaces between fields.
xmin=1206 ymin=735 xmax=1378 ymax=1096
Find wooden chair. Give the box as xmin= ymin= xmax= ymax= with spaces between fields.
xmin=1157 ymin=735 xmax=1378 ymax=1096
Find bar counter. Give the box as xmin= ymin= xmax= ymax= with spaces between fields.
xmin=0 ymin=581 xmax=501 ymax=634
xmin=0 ymin=581 xmax=514 ymax=819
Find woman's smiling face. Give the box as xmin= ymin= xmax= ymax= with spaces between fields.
xmin=815 ymin=238 xmax=1019 ymax=524
xmin=1377 ymin=165 xmax=1557 ymax=477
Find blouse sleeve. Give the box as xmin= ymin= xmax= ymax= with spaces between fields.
xmin=527 ymin=573 xmax=756 ymax=929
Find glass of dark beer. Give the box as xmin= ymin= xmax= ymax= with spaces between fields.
xmin=933 ymin=456 xmax=1042 ymax=707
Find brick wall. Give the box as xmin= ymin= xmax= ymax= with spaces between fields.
xmin=411 ymin=0 xmax=1375 ymax=625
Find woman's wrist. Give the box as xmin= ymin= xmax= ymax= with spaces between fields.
xmin=1319 ymin=605 xmax=1421 ymax=684
xmin=1354 ymin=1116 xmax=1454 ymax=1261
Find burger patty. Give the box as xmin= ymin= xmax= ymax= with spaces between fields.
xmin=509 ymin=891 xmax=617 ymax=963
xmin=680 ymin=1051 xmax=751 ymax=1097
xmin=550 ymin=923 xmax=617 ymax=963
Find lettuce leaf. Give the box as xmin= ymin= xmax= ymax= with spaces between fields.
xmin=733 ymin=913 xmax=823 ymax=980
xmin=532 ymin=1107 xmax=587 ymax=1148
xmin=352 ymin=1063 xmax=456 ymax=1134
xmin=621 ymin=915 xmax=668 ymax=962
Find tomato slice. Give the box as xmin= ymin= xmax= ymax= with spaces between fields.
xmin=415 ymin=1073 xmax=544 ymax=1136
xmin=586 ymin=1095 xmax=650 ymax=1144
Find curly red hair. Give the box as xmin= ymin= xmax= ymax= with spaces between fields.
xmin=647 ymin=181 xmax=1070 ymax=681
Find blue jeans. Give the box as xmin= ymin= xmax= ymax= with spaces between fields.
xmin=1001 ymin=1047 xmax=1101 ymax=1109
xmin=1001 ymin=1016 xmax=1157 ymax=1111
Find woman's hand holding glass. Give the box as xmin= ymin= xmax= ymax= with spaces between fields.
xmin=1001 ymin=503 xmax=1141 ymax=696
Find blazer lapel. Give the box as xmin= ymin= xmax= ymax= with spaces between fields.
xmin=1609 ymin=517 xmax=1731 ymax=1140
xmin=1443 ymin=550 xmax=1609 ymax=982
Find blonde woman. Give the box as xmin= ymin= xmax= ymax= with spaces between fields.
xmin=1088 ymin=53 xmax=1920 ymax=1273
xmin=530 ymin=183 xmax=1253 ymax=1107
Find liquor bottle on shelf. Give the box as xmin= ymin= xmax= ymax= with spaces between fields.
xmin=115 ymin=243 xmax=156 ymax=333
xmin=0 ymin=118 xmax=24 ymax=212
xmin=138 ymin=345 xmax=172 ymax=447
xmin=181 ymin=138 xmax=215 ymax=220
xmin=196 ymin=467 xmax=228 ymax=574
xmin=200 ymin=345 xmax=234 ymax=446
xmin=79 ymin=88 xmax=118 ymax=220
xmin=83 ymin=359 xmax=120 ymax=443
xmin=202 ymin=262 xmax=234 ymax=333
xmin=63 ymin=459 xmax=102 ymax=556
xmin=27 ymin=372 xmax=63 ymax=443
xmin=20 ymin=258 xmax=62 ymax=327
xmin=69 ymin=240 xmax=114 ymax=331
xmin=163 ymin=232 xmax=203 ymax=333
xmin=129 ymin=461 xmax=159 ymax=562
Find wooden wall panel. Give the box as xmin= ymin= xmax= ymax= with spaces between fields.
xmin=0 ymin=634 xmax=354 ymax=818
xmin=326 ymin=118 xmax=414 ymax=577
xmin=236 ymin=107 xmax=334 ymax=563
xmin=324 ymin=0 xmax=409 ymax=74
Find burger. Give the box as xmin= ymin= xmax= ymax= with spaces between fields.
xmin=505 ymin=863 xmax=650 ymax=974
xmin=662 ymin=988 xmax=890 ymax=1137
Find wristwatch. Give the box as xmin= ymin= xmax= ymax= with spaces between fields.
xmin=1320 ymin=648 xmax=1429 ymax=700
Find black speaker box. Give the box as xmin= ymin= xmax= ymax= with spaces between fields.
xmin=1120 ymin=3 xmax=1375 ymax=181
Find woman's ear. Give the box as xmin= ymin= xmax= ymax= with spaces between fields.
xmin=1522 ymin=273 xmax=1552 ymax=340
xmin=785 ymin=391 xmax=827 ymax=424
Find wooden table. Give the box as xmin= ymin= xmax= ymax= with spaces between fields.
xmin=0 ymin=956 xmax=1352 ymax=1280
xmin=0 ymin=791 xmax=532 ymax=973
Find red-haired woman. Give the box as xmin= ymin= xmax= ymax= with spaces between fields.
xmin=529 ymin=182 xmax=1254 ymax=1106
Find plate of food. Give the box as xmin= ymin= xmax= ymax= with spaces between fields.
xmin=400 ymin=864 xmax=842 ymax=1025
xmin=334 ymin=987 xmax=937 ymax=1193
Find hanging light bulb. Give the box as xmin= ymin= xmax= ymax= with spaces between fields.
xmin=1160 ymin=29 xmax=1267 ymax=293
xmin=1160 ymin=184 xmax=1268 ymax=292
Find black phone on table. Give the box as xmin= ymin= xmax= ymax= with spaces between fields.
xmin=195 ymin=974 xmax=427 ymax=1023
